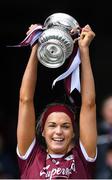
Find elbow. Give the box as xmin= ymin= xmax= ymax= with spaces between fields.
xmin=19 ymin=96 xmax=33 ymax=104
xmin=19 ymin=88 xmax=33 ymax=104
xmin=82 ymin=97 xmax=96 ymax=109
xmin=88 ymin=98 xmax=96 ymax=108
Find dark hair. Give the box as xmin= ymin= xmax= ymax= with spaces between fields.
xmin=36 ymin=102 xmax=79 ymax=149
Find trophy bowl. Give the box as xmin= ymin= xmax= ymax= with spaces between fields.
xmin=44 ymin=12 xmax=79 ymax=31
xmin=37 ymin=13 xmax=80 ymax=68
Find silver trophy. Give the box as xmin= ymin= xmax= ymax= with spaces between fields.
xmin=37 ymin=13 xmax=80 ymax=68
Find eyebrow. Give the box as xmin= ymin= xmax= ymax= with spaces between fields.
xmin=47 ymin=122 xmax=71 ymax=125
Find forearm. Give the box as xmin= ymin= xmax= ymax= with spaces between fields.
xmin=80 ymin=47 xmax=96 ymax=106
xmin=20 ymin=44 xmax=38 ymax=101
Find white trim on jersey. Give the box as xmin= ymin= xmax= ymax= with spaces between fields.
xmin=17 ymin=138 xmax=97 ymax=162
xmin=80 ymin=141 xmax=97 ymax=162
xmin=16 ymin=138 xmax=36 ymax=160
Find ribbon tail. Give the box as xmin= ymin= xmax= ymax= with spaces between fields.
xmin=6 ymin=25 xmax=43 ymax=47
xmin=52 ymin=49 xmax=81 ymax=92
xmin=70 ymin=66 xmax=80 ymax=93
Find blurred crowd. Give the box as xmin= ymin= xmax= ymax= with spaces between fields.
xmin=0 ymin=117 xmax=19 ymax=179
xmin=95 ymin=95 xmax=112 ymax=179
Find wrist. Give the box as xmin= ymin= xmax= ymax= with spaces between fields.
xmin=79 ymin=46 xmax=89 ymax=54
xmin=31 ymin=43 xmax=38 ymax=54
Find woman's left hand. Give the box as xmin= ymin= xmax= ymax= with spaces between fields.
xmin=78 ymin=24 xmax=95 ymax=48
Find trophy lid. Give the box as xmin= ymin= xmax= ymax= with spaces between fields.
xmin=44 ymin=12 xmax=80 ymax=31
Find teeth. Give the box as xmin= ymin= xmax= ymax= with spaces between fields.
xmin=53 ymin=138 xmax=63 ymax=141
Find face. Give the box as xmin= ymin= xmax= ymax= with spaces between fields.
xmin=42 ymin=112 xmax=75 ymax=154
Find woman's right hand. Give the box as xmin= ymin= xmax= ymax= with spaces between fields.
xmin=26 ymin=24 xmax=40 ymax=49
xmin=26 ymin=24 xmax=40 ymax=36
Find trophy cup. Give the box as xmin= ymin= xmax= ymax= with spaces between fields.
xmin=37 ymin=13 xmax=80 ymax=68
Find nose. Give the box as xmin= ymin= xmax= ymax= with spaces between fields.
xmin=55 ymin=126 xmax=63 ymax=135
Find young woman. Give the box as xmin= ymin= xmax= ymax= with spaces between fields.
xmin=17 ymin=24 xmax=97 ymax=179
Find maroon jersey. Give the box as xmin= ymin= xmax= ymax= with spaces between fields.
xmin=17 ymin=139 xmax=96 ymax=179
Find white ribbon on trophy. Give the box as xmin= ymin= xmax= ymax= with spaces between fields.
xmin=52 ymin=49 xmax=81 ymax=93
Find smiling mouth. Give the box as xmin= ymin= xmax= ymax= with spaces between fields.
xmin=52 ymin=138 xmax=64 ymax=142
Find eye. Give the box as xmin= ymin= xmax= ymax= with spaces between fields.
xmin=62 ymin=124 xmax=70 ymax=129
xmin=48 ymin=123 xmax=56 ymax=128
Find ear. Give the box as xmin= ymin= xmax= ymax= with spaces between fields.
xmin=42 ymin=131 xmax=45 ymax=137
xmin=72 ymin=132 xmax=75 ymax=138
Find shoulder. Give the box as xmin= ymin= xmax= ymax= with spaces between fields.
xmin=73 ymin=141 xmax=97 ymax=163
xmin=17 ymin=138 xmax=46 ymax=161
xmin=17 ymin=138 xmax=46 ymax=174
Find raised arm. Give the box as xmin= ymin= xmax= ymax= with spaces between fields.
xmin=17 ymin=25 xmax=39 ymax=156
xmin=79 ymin=25 xmax=97 ymax=158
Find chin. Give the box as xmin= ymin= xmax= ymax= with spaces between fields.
xmin=50 ymin=146 xmax=67 ymax=154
